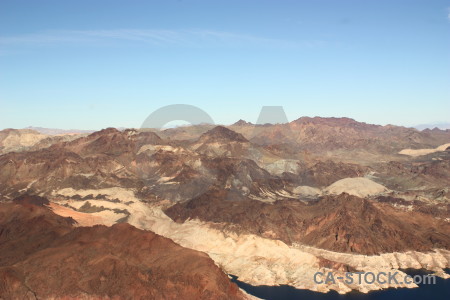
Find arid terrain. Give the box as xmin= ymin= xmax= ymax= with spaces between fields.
xmin=1 ymin=117 xmax=450 ymax=298
xmin=0 ymin=196 xmax=244 ymax=300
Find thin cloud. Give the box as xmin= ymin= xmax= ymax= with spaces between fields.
xmin=0 ymin=28 xmax=322 ymax=49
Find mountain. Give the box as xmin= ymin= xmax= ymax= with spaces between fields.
xmin=0 ymin=128 xmax=87 ymax=155
xmin=0 ymin=128 xmax=47 ymax=154
xmin=165 ymin=190 xmax=450 ymax=255
xmin=0 ymin=197 xmax=245 ymax=300
xmin=232 ymin=119 xmax=254 ymax=126
xmin=414 ymin=123 xmax=450 ymax=131
xmin=228 ymin=117 xmax=450 ymax=162
xmin=149 ymin=117 xmax=450 ymax=164
xmin=190 ymin=126 xmax=282 ymax=168
xmin=1 ymin=117 xmax=450 ymax=295
xmin=198 ymin=126 xmax=248 ymax=143
xmin=25 ymin=126 xmax=95 ymax=135
xmin=192 ymin=125 xmax=250 ymax=158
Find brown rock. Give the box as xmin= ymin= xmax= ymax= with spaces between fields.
xmin=165 ymin=190 xmax=450 ymax=255
xmin=0 ymin=202 xmax=245 ymax=300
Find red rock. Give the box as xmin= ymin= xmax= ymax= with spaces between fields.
xmin=0 ymin=202 xmax=245 ymax=300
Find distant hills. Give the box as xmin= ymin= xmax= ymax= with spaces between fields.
xmin=20 ymin=120 xmax=450 ymax=135
xmin=25 ymin=126 xmax=95 ymax=135
xmin=414 ymin=123 xmax=450 ymax=131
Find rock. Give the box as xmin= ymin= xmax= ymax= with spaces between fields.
xmin=0 ymin=201 xmax=245 ymax=300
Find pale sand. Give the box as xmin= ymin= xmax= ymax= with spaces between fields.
xmin=49 ymin=203 xmax=104 ymax=226
xmin=399 ymin=143 xmax=450 ymax=157
xmin=293 ymin=185 xmax=322 ymax=197
xmin=324 ymin=177 xmax=388 ymax=198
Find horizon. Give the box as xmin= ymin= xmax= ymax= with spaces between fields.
xmin=1 ymin=0 xmax=449 ymax=130
xmin=3 ymin=114 xmax=450 ymax=132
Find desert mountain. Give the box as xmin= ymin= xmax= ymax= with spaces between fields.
xmin=232 ymin=119 xmax=253 ymax=126
xmin=198 ymin=126 xmax=248 ymax=143
xmin=138 ymin=117 xmax=450 ymax=164
xmin=1 ymin=117 xmax=450 ymax=295
xmin=25 ymin=126 xmax=95 ymax=135
xmin=243 ymin=117 xmax=450 ymax=160
xmin=191 ymin=126 xmax=282 ymax=169
xmin=415 ymin=123 xmax=450 ymax=131
xmin=0 ymin=128 xmax=85 ymax=155
xmin=1 ymin=120 xmax=449 ymax=203
xmin=0 ymin=129 xmax=47 ymax=154
xmin=165 ymin=190 xmax=450 ymax=255
xmin=0 ymin=198 xmax=245 ymax=300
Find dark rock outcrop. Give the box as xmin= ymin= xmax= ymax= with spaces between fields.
xmin=165 ymin=191 xmax=450 ymax=255
xmin=199 ymin=126 xmax=248 ymax=143
xmin=0 ymin=201 xmax=245 ymax=300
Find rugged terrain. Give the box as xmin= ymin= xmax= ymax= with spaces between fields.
xmin=0 ymin=128 xmax=86 ymax=155
xmin=165 ymin=190 xmax=450 ymax=255
xmin=0 ymin=196 xmax=245 ymax=300
xmin=0 ymin=117 xmax=450 ymax=295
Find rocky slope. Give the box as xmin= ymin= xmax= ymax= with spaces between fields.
xmin=0 ymin=129 xmax=47 ymax=154
xmin=0 ymin=127 xmax=290 ymax=203
xmin=0 ymin=128 xmax=84 ymax=155
xmin=1 ymin=118 xmax=450 ymax=295
xmin=141 ymin=117 xmax=450 ymax=163
xmin=246 ymin=117 xmax=450 ymax=152
xmin=0 ymin=198 xmax=245 ymax=300
xmin=165 ymin=191 xmax=450 ymax=255
xmin=40 ymin=186 xmax=450 ymax=294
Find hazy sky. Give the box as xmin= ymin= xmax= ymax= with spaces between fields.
xmin=1 ymin=0 xmax=449 ymax=130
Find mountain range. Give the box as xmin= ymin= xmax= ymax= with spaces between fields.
xmin=1 ymin=116 xmax=450 ymax=297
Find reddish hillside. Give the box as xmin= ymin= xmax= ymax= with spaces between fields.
xmin=0 ymin=200 xmax=244 ymax=300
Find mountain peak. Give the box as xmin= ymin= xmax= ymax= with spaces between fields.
xmin=232 ymin=119 xmax=253 ymax=126
xmin=88 ymin=127 xmax=121 ymax=137
xmin=199 ymin=126 xmax=248 ymax=143
xmin=291 ymin=116 xmax=359 ymax=125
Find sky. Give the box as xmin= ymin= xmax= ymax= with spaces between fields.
xmin=0 ymin=0 xmax=449 ymax=130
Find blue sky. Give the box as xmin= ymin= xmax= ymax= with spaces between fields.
xmin=1 ymin=0 xmax=449 ymax=130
